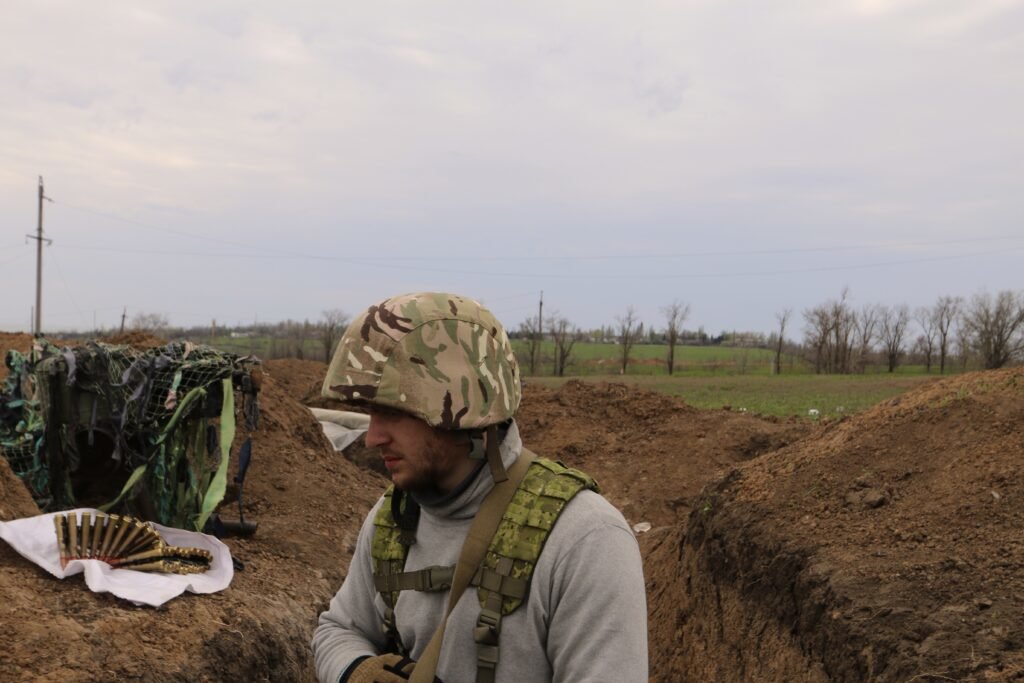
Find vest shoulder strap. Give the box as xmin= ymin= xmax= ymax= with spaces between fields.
xmin=369 ymin=452 xmax=599 ymax=671
xmin=472 ymin=453 xmax=597 ymax=682
xmin=476 ymin=454 xmax=598 ymax=616
xmin=372 ymin=487 xmax=407 ymax=609
xmin=370 ymin=456 xmax=598 ymax=611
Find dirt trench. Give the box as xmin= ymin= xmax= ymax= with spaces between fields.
xmin=642 ymin=368 xmax=1024 ymax=681
xmin=2 ymin=337 xmax=1023 ymax=681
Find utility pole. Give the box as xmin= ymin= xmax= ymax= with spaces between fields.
xmin=27 ymin=176 xmax=53 ymax=336
xmin=536 ymin=291 xmax=544 ymax=371
xmin=120 ymin=307 xmax=127 ymax=333
xmin=537 ymin=290 xmax=544 ymax=338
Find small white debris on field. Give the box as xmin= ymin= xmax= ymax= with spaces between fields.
xmin=632 ymin=522 xmax=652 ymax=534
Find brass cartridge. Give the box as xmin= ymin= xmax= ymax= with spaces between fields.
xmin=54 ymin=515 xmax=68 ymax=569
xmin=67 ymin=512 xmax=79 ymax=560
xmin=80 ymin=512 xmax=92 ymax=559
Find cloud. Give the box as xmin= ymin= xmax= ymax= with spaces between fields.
xmin=0 ymin=1 xmax=1020 ymax=332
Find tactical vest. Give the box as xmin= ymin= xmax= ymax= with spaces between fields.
xmin=371 ymin=455 xmax=598 ymax=683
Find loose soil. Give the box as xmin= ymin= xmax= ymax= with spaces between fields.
xmin=1 ymin=334 xmax=1022 ymax=682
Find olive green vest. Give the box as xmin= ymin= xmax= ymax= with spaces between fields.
xmin=371 ymin=455 xmax=598 ymax=683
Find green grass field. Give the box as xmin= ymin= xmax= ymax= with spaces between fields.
xmin=514 ymin=340 xmax=783 ymax=375
xmin=523 ymin=373 xmax=942 ymax=419
xmin=202 ymin=335 xmax=330 ymax=361
xmin=514 ymin=341 xmax=950 ymax=419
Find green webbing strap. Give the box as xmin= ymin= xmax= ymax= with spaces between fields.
xmin=97 ymin=461 xmax=148 ymax=513
xmin=373 ymin=565 xmax=455 ymax=594
xmin=471 ymin=458 xmax=597 ymax=682
xmin=371 ymin=564 xmax=528 ymax=599
xmin=98 ymin=385 xmax=208 ymax=514
xmin=472 ymin=566 xmax=528 ymax=600
xmin=474 ymin=557 xmax=512 ymax=683
xmin=408 ymin=448 xmax=536 ymax=683
xmin=196 ymin=378 xmax=235 ymax=531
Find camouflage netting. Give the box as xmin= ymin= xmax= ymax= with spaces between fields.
xmin=0 ymin=338 xmax=260 ymax=531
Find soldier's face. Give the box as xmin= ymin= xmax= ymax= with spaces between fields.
xmin=365 ymin=407 xmax=472 ymax=493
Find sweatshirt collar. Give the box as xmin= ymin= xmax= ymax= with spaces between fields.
xmin=413 ymin=420 xmax=523 ymax=521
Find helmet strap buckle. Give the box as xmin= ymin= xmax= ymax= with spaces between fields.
xmin=484 ymin=425 xmax=507 ymax=483
xmin=468 ymin=433 xmax=487 ymax=460
xmin=468 ymin=423 xmax=510 ymax=481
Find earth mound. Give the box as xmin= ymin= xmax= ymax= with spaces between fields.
xmin=517 ymin=379 xmax=813 ymax=527
xmin=0 ymin=353 xmax=384 ymax=682
xmin=653 ymin=366 xmax=1024 ymax=681
xmin=0 ymin=332 xmax=33 ymax=356
xmin=3 ymin=347 xmax=1022 ymax=682
xmin=99 ymin=331 xmax=168 ymax=349
xmin=0 ymin=457 xmax=39 ymax=520
xmin=263 ymin=358 xmax=330 ymax=406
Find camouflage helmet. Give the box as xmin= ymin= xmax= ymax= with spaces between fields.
xmin=322 ymin=292 xmax=521 ymax=430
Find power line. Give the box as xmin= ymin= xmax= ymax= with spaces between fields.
xmin=48 ymin=199 xmax=1024 ymax=261
xmin=55 ymin=243 xmax=1024 ymax=280
xmin=48 ymin=247 xmax=88 ymax=329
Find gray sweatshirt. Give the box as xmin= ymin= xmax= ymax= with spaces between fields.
xmin=311 ymin=422 xmax=648 ymax=683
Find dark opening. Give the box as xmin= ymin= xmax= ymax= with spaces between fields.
xmin=68 ymin=429 xmax=129 ymax=508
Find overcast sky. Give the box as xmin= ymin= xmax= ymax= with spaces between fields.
xmin=1 ymin=1 xmax=1021 ymax=337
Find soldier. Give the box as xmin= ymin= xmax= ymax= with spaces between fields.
xmin=312 ymin=292 xmax=648 ymax=683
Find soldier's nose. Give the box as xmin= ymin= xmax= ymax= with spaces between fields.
xmin=365 ymin=414 xmax=390 ymax=448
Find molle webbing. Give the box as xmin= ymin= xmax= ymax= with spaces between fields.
xmin=475 ymin=458 xmax=597 ymax=614
xmin=372 ymin=487 xmax=413 ymax=654
xmin=370 ymin=457 xmax=598 ymax=671
xmin=372 ymin=488 xmax=412 ymax=610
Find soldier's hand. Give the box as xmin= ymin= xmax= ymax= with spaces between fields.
xmin=345 ymin=653 xmax=442 ymax=683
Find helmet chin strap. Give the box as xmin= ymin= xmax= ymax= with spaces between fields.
xmin=468 ymin=424 xmax=508 ymax=483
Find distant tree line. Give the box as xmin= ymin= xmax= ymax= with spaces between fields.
xmin=48 ymin=288 xmax=1024 ymax=376
xmin=796 ymin=288 xmax=1024 ymax=374
xmin=53 ymin=308 xmax=352 ymax=362
xmin=510 ymin=287 xmax=1024 ymax=377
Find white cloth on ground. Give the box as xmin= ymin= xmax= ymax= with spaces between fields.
xmin=0 ymin=508 xmax=233 ymax=607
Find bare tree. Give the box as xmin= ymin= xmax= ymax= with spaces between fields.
xmin=273 ymin=319 xmax=312 ymax=359
xmin=803 ymin=304 xmax=830 ymax=373
xmin=773 ymin=308 xmax=791 ymax=375
xmin=933 ymin=295 xmax=963 ymax=374
xmin=320 ymin=309 xmax=350 ymax=362
xmin=802 ymin=289 xmax=856 ymax=373
xmin=548 ymin=315 xmax=580 ymax=377
xmin=130 ymin=312 xmax=170 ymax=332
xmin=661 ymin=300 xmax=691 ymax=375
xmin=879 ymin=304 xmax=910 ymax=373
xmin=617 ymin=306 xmax=639 ymax=375
xmin=518 ymin=315 xmax=543 ymax=376
xmin=829 ymin=289 xmax=856 ymax=373
xmin=914 ymin=306 xmax=937 ymax=372
xmin=955 ymin=323 xmax=972 ymax=370
xmin=961 ymin=290 xmax=1024 ymax=369
xmin=853 ymin=304 xmax=881 ymax=373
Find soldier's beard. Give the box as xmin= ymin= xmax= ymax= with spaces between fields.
xmin=387 ymin=432 xmax=470 ymax=495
